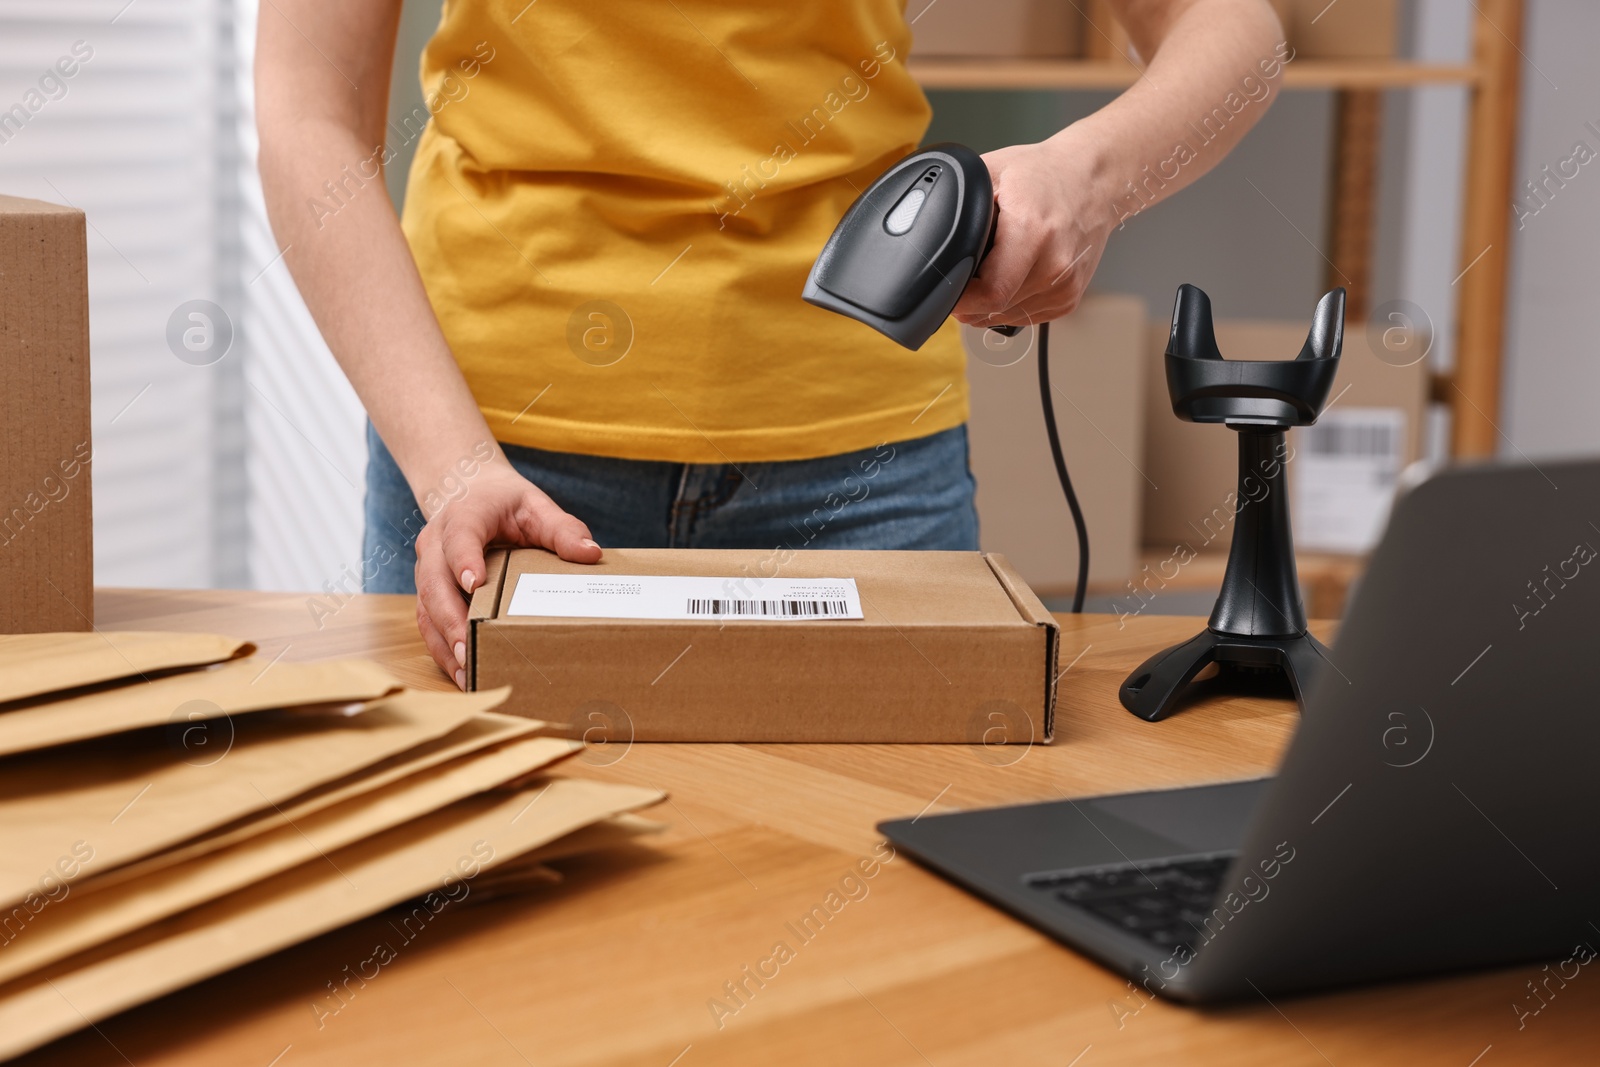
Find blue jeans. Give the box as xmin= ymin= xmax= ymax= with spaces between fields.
xmin=361 ymin=424 xmax=980 ymax=594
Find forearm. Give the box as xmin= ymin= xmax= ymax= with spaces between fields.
xmin=257 ymin=116 xmax=501 ymax=514
xmin=1064 ymin=0 xmax=1287 ymax=226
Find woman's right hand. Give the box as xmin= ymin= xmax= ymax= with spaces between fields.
xmin=413 ymin=463 xmax=603 ymax=689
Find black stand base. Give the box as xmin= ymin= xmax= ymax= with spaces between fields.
xmin=1120 ymin=428 xmax=1327 ymax=722
xmin=1118 ymin=628 xmax=1331 ymax=722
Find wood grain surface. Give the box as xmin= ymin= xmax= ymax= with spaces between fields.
xmin=12 ymin=588 xmax=1587 ymax=1066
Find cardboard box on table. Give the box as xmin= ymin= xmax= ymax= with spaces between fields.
xmin=0 ymin=195 xmax=93 ymax=633
xmin=468 ymin=547 xmax=1059 ymax=744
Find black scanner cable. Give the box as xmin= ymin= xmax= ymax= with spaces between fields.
xmin=992 ymin=320 xmax=1089 ymax=613
xmin=799 ymin=142 xmax=1089 ymax=612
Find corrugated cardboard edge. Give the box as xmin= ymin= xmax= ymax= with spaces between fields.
xmin=467 ymin=548 xmax=512 ymax=691
xmin=0 ymin=197 xmax=93 ymax=633
xmin=981 ymin=553 xmax=1059 ymax=743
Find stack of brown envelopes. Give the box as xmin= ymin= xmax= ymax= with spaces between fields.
xmin=0 ymin=631 xmax=664 ymax=1059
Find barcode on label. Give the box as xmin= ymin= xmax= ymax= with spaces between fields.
xmin=1305 ymin=419 xmax=1400 ymax=458
xmin=685 ymin=598 xmax=850 ymax=617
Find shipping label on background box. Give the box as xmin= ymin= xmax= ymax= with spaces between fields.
xmin=1293 ymin=407 xmax=1405 ymax=554
xmin=504 ymin=574 xmax=864 ymax=621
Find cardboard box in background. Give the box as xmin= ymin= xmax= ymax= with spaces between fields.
xmin=909 ymin=0 xmax=1292 ymax=64
xmin=1082 ymin=0 xmax=1288 ymax=63
xmin=468 ymin=547 xmax=1059 ymax=743
xmin=1264 ymin=0 xmax=1293 ymax=40
xmin=964 ymin=294 xmax=1146 ymax=596
xmin=910 ymin=0 xmax=1080 ymax=58
xmin=1082 ymin=0 xmax=1134 ymax=61
xmin=1140 ymin=318 xmax=1428 ymax=556
xmin=0 ymin=195 xmax=92 ymax=633
xmin=1287 ymin=0 xmax=1398 ymax=59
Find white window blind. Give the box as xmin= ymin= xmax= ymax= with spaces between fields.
xmin=234 ymin=0 xmax=368 ymax=595
xmin=0 ymin=0 xmax=225 ymax=587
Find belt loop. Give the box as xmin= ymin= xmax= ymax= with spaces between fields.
xmin=667 ymin=463 xmax=694 ymax=547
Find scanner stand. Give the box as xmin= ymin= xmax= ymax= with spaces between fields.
xmin=1120 ymin=284 xmax=1345 ymax=723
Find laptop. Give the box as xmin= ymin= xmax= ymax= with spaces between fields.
xmin=881 ymin=459 xmax=1600 ymax=1002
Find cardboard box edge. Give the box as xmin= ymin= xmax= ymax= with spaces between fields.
xmin=981 ymin=552 xmax=1059 ymax=743
xmin=467 ymin=548 xmax=512 ymax=690
xmin=1 ymin=201 xmax=93 ymax=632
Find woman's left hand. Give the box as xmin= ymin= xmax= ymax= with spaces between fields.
xmin=952 ymin=131 xmax=1118 ymax=329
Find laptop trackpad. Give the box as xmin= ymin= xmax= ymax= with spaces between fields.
xmin=884 ymin=778 xmax=1274 ymax=890
xmin=1012 ymin=778 xmax=1273 ymax=880
xmin=1085 ymin=778 xmax=1270 ymax=857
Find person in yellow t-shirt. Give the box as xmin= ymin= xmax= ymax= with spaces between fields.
xmin=257 ymin=0 xmax=1287 ymax=686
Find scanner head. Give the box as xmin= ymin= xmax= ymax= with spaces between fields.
xmin=1165 ymin=284 xmax=1346 ymax=430
xmin=803 ymin=143 xmax=996 ymax=350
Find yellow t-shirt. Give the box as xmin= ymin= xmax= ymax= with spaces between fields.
xmin=401 ymin=0 xmax=967 ymax=464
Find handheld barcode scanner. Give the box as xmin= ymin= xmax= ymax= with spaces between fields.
xmin=804 ymin=144 xmax=999 ymax=350
xmin=804 ymin=143 xmax=1092 ymax=612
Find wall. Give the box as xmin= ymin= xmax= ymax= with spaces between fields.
xmin=235 ymin=0 xmax=369 ymax=596
xmin=1501 ymin=0 xmax=1600 ymax=458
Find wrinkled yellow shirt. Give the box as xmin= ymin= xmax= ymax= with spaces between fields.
xmin=400 ymin=0 xmax=967 ymax=463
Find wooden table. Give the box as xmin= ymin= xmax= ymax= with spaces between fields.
xmin=20 ymin=590 xmax=1592 ymax=1066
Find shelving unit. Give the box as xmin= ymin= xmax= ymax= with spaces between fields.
xmin=910 ymin=0 xmax=1525 ymax=460
xmin=917 ymin=3 xmax=1525 ymax=617
xmin=908 ymin=58 xmax=1478 ymax=91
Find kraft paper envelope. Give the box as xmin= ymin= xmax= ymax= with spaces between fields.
xmin=0 ymin=688 xmax=496 ymax=909
xmin=462 ymin=861 xmax=565 ymax=894
xmin=511 ymin=812 xmax=667 ymax=866
xmin=0 ymin=656 xmax=401 ymax=757
xmin=0 ymin=733 xmax=582 ymax=985
xmin=464 ymin=813 xmax=669 ymax=901
xmin=0 ymin=777 xmax=665 ymax=1060
xmin=0 ymin=631 xmax=252 ymax=705
xmin=83 ymin=709 xmax=545 ymax=890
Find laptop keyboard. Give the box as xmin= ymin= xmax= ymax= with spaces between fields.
xmin=1025 ymin=853 xmax=1235 ymax=951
